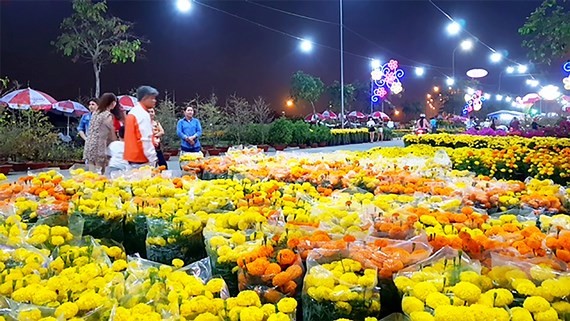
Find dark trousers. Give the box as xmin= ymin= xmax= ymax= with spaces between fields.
xmin=156 ymin=149 xmax=168 ymax=169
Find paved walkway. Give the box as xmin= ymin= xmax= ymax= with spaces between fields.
xmin=4 ymin=140 xmax=404 ymax=182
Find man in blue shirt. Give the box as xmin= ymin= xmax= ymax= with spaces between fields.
xmin=77 ymin=98 xmax=98 ymax=141
xmin=177 ymin=106 xmax=202 ymax=153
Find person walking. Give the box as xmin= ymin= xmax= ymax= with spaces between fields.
xmin=124 ymin=86 xmax=159 ymax=167
xmin=148 ymin=107 xmax=168 ymax=169
xmin=177 ymin=106 xmax=202 ymax=154
xmin=83 ymin=93 xmax=117 ymax=174
xmin=77 ymin=98 xmax=98 ymax=141
xmin=366 ymin=117 xmax=376 ymax=143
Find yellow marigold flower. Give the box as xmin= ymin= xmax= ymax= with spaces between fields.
xmin=530 ymin=266 xmax=556 ymax=282
xmin=277 ymin=297 xmax=297 ymax=314
xmin=335 ymin=301 xmax=352 ymax=314
xmin=240 ymin=306 xmax=264 ymax=321
xmin=410 ymin=311 xmax=435 ymax=321
xmin=552 ymin=301 xmax=570 ymax=314
xmin=205 ymin=278 xmax=225 ymax=293
xmin=267 ymin=313 xmax=292 ymax=321
xmin=460 ymin=271 xmax=480 ymax=285
xmin=534 ymin=308 xmax=558 ymax=321
xmin=510 ymin=307 xmax=533 ymax=321
xmin=452 ymin=281 xmax=481 ymax=303
xmin=426 ymin=292 xmax=451 ymax=309
xmin=523 ymin=296 xmax=551 ymax=313
xmin=402 ymin=296 xmax=426 ymax=314
xmin=55 ymin=302 xmax=79 ymax=319
xmin=194 ymin=312 xmax=220 ymax=321
xmin=541 ymin=279 xmax=570 ymax=298
xmin=512 ymin=279 xmax=537 ymax=296
xmin=394 ymin=276 xmax=415 ymax=293
xmin=412 ymin=282 xmax=438 ymax=301
xmin=434 ymin=306 xmax=474 ymax=321
xmin=172 ymin=258 xmax=184 ymax=268
xmin=484 ymin=289 xmax=513 ymax=307
xmin=50 ymin=236 xmax=65 ymax=246
xmin=236 ymin=290 xmax=261 ymax=307
xmin=17 ymin=309 xmax=42 ymax=321
xmin=112 ymin=259 xmax=128 ymax=272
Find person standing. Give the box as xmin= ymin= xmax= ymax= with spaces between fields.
xmin=83 ymin=93 xmax=117 ymax=174
xmin=77 ymin=98 xmax=98 ymax=141
xmin=177 ymin=106 xmax=202 ymax=153
xmin=106 ymin=126 xmax=129 ymax=177
xmin=430 ymin=117 xmax=438 ymax=133
xmin=148 ymin=107 xmax=168 ymax=169
xmin=124 ymin=86 xmax=159 ymax=167
xmin=366 ymin=117 xmax=376 ymax=143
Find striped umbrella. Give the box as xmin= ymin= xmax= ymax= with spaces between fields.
xmin=304 ymin=113 xmax=324 ymax=123
xmin=371 ymin=111 xmax=390 ymax=121
xmin=321 ymin=110 xmax=338 ymax=120
xmin=118 ymin=95 xmax=138 ymax=111
xmin=347 ymin=111 xmax=366 ymax=119
xmin=0 ymin=88 xmax=57 ymax=110
xmin=51 ymin=100 xmax=89 ymax=117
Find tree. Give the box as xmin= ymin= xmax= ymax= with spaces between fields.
xmin=519 ymin=0 xmax=570 ymax=65
xmin=402 ymin=101 xmax=424 ymax=117
xmin=196 ymin=94 xmax=226 ymax=146
xmin=223 ymin=94 xmax=254 ymax=144
xmin=155 ymin=94 xmax=179 ymax=150
xmin=53 ymin=0 xmax=145 ymax=97
xmin=250 ymin=97 xmax=273 ymax=124
xmin=290 ymin=71 xmax=324 ymax=115
xmin=327 ymin=81 xmax=356 ymax=112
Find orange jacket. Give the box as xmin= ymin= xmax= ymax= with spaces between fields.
xmin=124 ymin=104 xmax=157 ymax=164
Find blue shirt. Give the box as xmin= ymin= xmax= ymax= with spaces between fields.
xmin=77 ymin=113 xmax=92 ymax=134
xmin=177 ymin=118 xmax=202 ymax=150
xmin=430 ymin=118 xmax=437 ymax=128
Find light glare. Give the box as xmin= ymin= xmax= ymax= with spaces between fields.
xmin=176 ymin=0 xmax=191 ymax=12
xmin=517 ymin=65 xmax=528 ymax=74
xmin=300 ymin=39 xmax=313 ymax=53
xmin=370 ymin=59 xmax=381 ymax=70
xmin=415 ymin=67 xmax=425 ymax=77
xmin=490 ymin=52 xmax=502 ymax=63
xmin=506 ymin=66 xmax=515 ymax=74
xmin=447 ymin=22 xmax=461 ymax=35
xmin=446 ymin=77 xmax=455 ymax=86
xmin=496 ymin=95 xmax=503 ymax=101
xmin=460 ymin=39 xmax=473 ymax=51
xmin=539 ymin=85 xmax=561 ymax=100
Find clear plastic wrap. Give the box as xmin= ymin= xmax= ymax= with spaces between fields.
xmin=145 ymin=216 xmax=206 ymax=265
xmin=302 ymin=248 xmax=382 ymax=321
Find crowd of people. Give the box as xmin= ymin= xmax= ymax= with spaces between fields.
xmin=78 ymin=86 xmax=203 ymax=176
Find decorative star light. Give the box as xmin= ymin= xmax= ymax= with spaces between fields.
xmin=371 ymin=59 xmax=405 ymax=103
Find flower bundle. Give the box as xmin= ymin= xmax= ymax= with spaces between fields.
xmin=302 ymin=250 xmax=381 ymax=321
xmin=237 ymin=248 xmax=304 ymax=303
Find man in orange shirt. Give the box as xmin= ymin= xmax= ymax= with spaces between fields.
xmin=124 ymin=86 xmax=158 ymax=166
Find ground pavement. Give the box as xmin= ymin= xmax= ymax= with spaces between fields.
xmin=5 ymin=140 xmax=404 ymax=183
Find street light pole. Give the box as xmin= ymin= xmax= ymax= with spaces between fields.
xmin=452 ymin=46 xmax=459 ymax=80
xmin=339 ymin=0 xmax=345 ymax=129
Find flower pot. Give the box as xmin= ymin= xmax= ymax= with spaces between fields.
xmin=207 ymin=148 xmax=221 ymax=156
xmin=9 ymin=162 xmax=28 ymax=172
xmin=311 ymin=143 xmax=318 ymax=148
xmin=258 ymin=144 xmax=270 ymax=152
xmin=289 ymin=143 xmax=298 ymax=148
xmin=318 ymin=142 xmax=327 ymax=147
xmin=299 ymin=144 xmax=307 ymax=149
xmin=58 ymin=163 xmax=74 ymax=170
xmin=273 ymin=144 xmax=287 ymax=151
xmin=217 ymin=146 xmax=229 ymax=153
xmin=28 ymin=162 xmax=48 ymax=170
xmin=167 ymin=149 xmax=179 ymax=156
xmin=0 ymin=165 xmax=12 ymax=175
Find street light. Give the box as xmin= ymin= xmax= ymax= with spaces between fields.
xmin=526 ymin=79 xmax=539 ymax=87
xmin=446 ymin=77 xmax=455 ymax=86
xmin=176 ymin=0 xmax=192 ymax=12
xmin=394 ymin=110 xmax=400 ymax=116
xmin=370 ymin=59 xmax=381 ymax=70
xmin=517 ymin=65 xmax=528 ymax=74
xmin=433 ymin=86 xmax=440 ymax=93
xmin=452 ymin=39 xmax=474 ymax=79
xmin=415 ymin=67 xmax=425 ymax=77
xmin=286 ymin=99 xmax=294 ymax=107
xmin=490 ymin=52 xmax=502 ymax=63
xmin=446 ymin=21 xmax=461 ymax=35
xmin=539 ymin=85 xmax=561 ymax=100
xmin=299 ymin=39 xmax=313 ymax=53
xmin=506 ymin=66 xmax=515 ymax=74
xmin=496 ymin=94 xmax=503 ymax=101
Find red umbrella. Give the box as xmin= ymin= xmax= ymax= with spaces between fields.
xmin=321 ymin=110 xmax=338 ymax=120
xmin=371 ymin=111 xmax=391 ymax=121
xmin=0 ymin=88 xmax=57 ymax=111
xmin=51 ymin=100 xmax=89 ymax=117
xmin=304 ymin=113 xmax=324 ymax=123
xmin=347 ymin=111 xmax=366 ymax=119
xmin=118 ymin=95 xmax=138 ymax=111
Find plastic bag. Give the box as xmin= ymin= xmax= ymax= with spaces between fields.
xmin=145 ymin=216 xmax=206 ymax=265
xmin=237 ymin=249 xmax=304 ymax=303
xmin=302 ymin=248 xmax=382 ymax=321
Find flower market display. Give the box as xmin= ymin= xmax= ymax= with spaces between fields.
xmin=0 ymin=141 xmax=569 ymax=320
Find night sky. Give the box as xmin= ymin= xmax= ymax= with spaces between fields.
xmin=1 ymin=0 xmax=563 ymax=116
